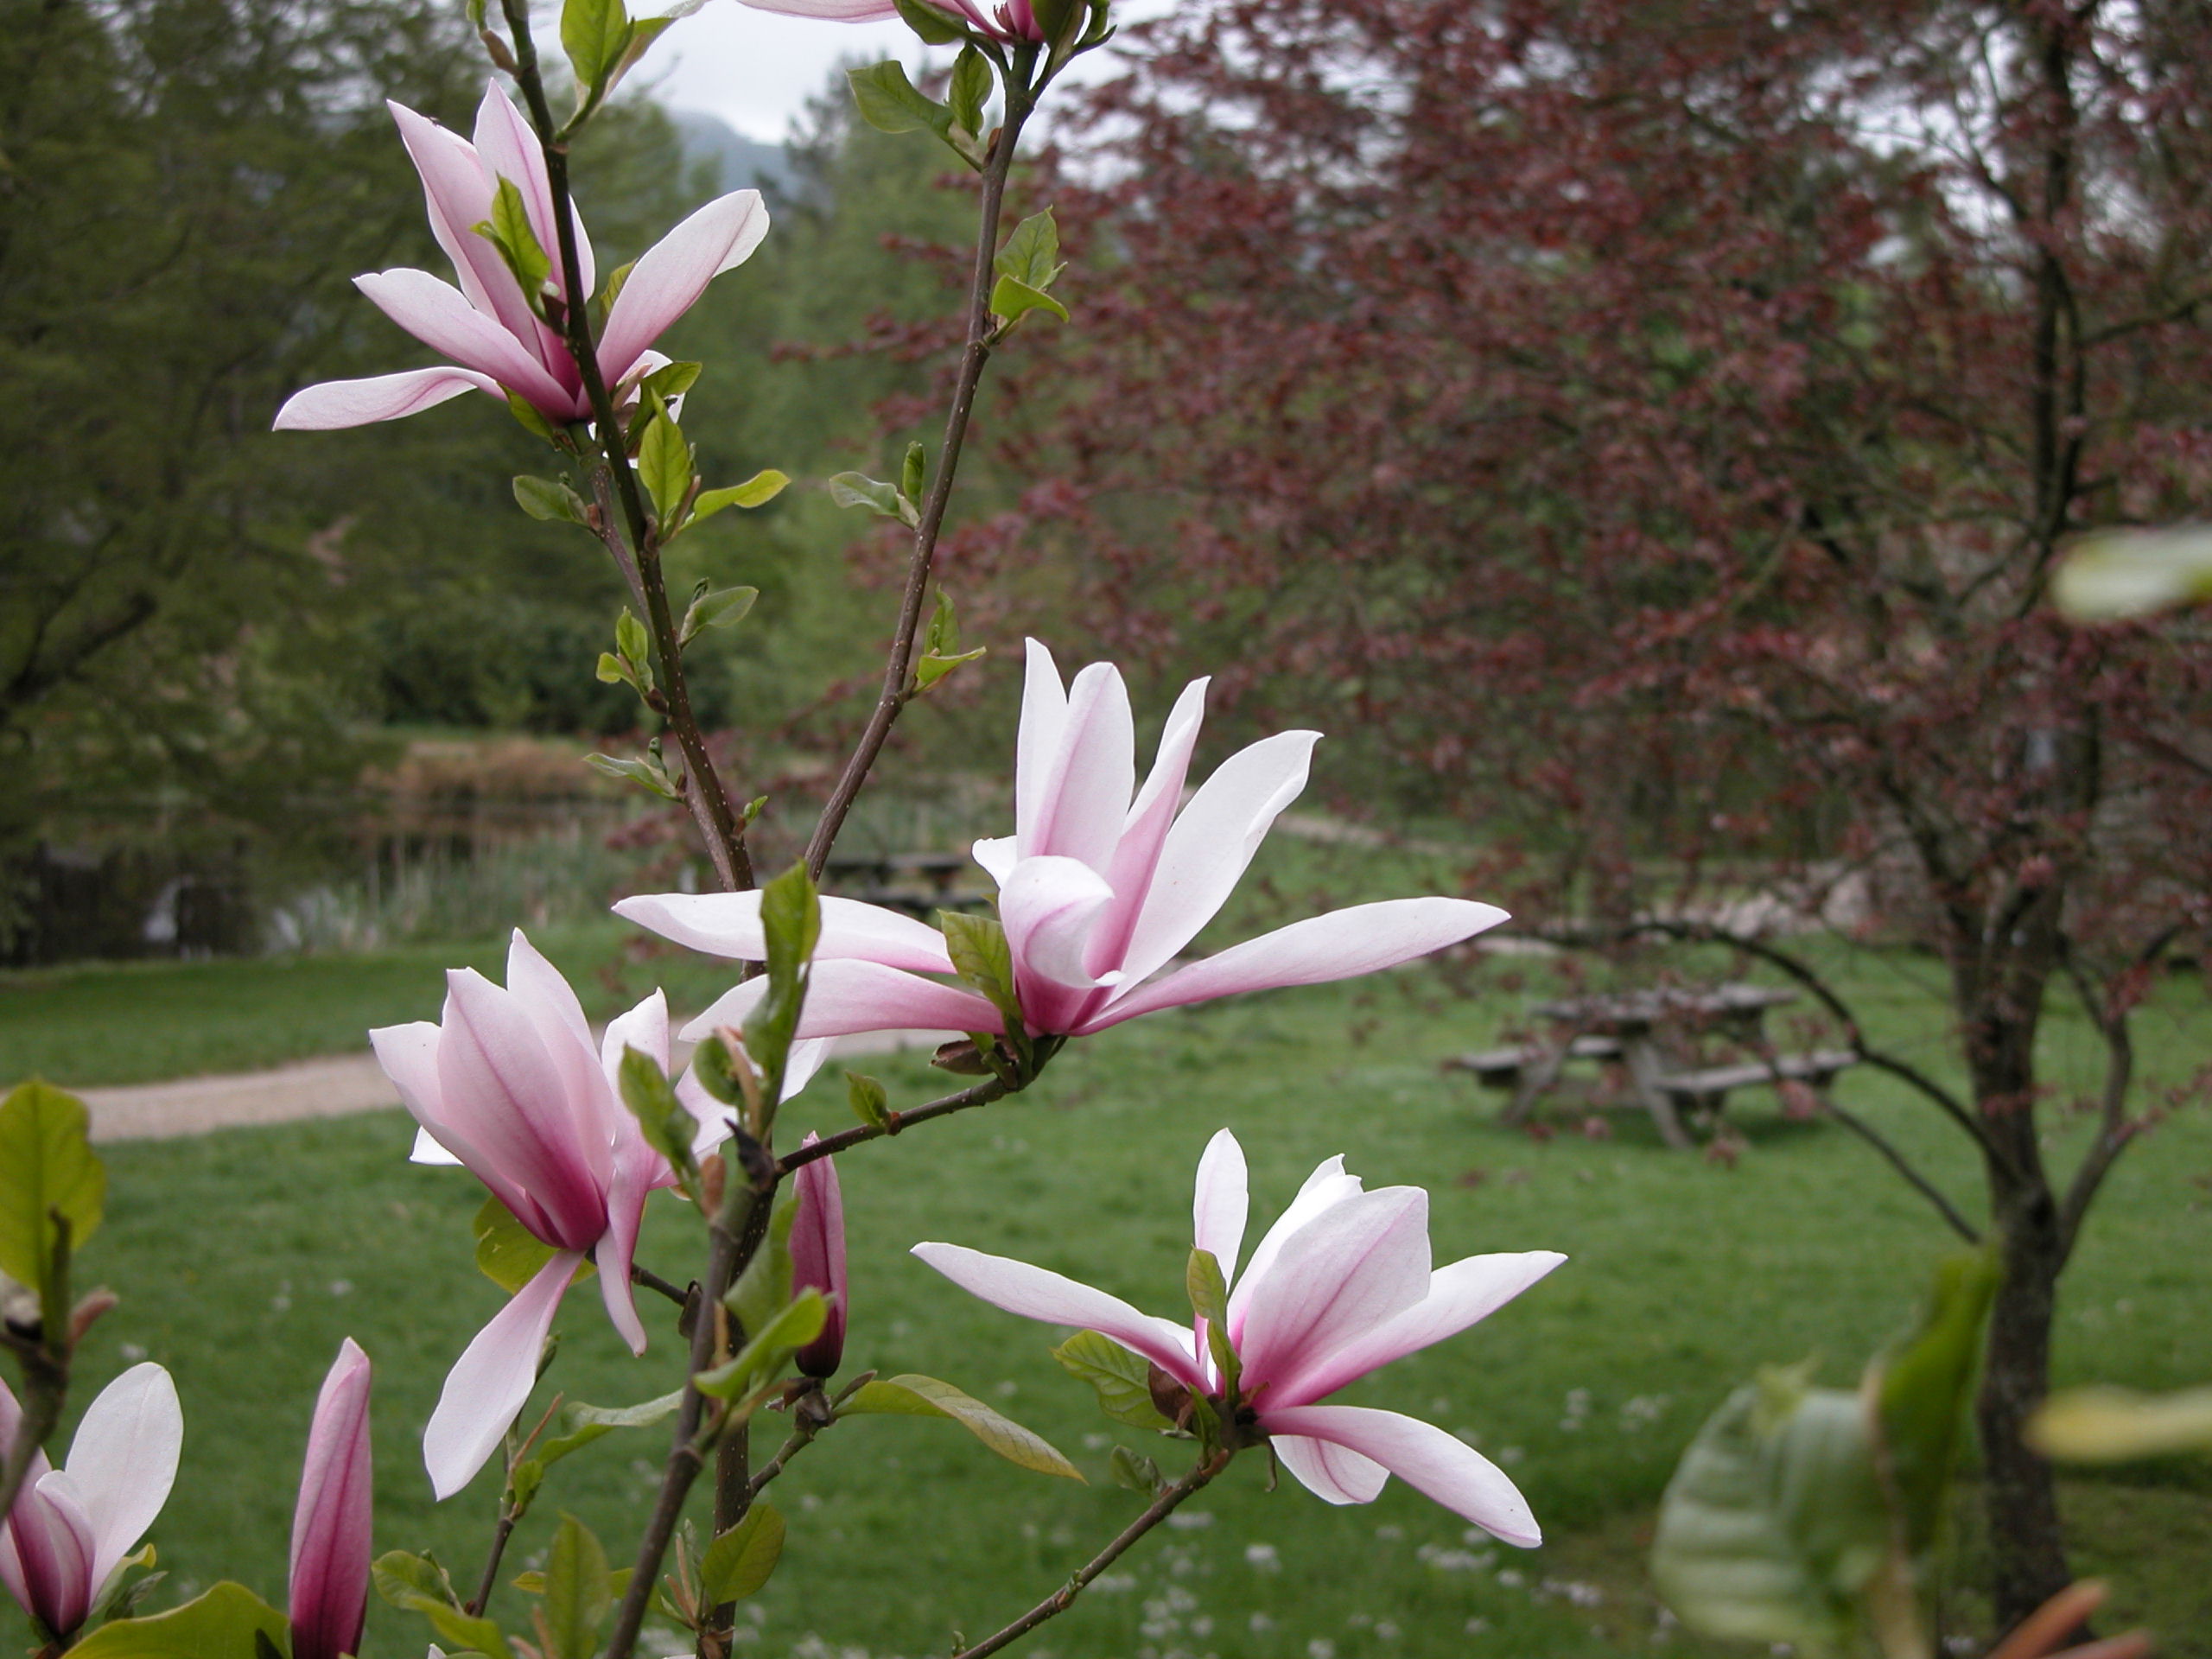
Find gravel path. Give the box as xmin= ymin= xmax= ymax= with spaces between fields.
xmin=79 ymin=1028 xmax=956 ymax=1144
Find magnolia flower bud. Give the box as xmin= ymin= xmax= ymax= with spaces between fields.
xmin=789 ymin=1135 xmax=847 ymax=1378
xmin=289 ymin=1339 xmax=373 ymax=1659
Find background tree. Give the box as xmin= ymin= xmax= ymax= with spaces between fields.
xmin=982 ymin=0 xmax=2212 ymax=1630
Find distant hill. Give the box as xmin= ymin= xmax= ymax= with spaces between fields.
xmin=669 ymin=109 xmax=793 ymax=196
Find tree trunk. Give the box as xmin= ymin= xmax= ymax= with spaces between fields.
xmin=1976 ymin=1147 xmax=2075 ymax=1634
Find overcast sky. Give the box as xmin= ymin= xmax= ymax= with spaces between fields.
xmin=645 ymin=9 xmax=919 ymax=143
xmin=637 ymin=3 xmax=1166 ymax=143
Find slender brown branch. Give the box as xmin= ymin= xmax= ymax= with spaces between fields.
xmin=742 ymin=1415 xmax=822 ymax=1503
xmin=2051 ymin=929 xmax=2177 ymax=1258
xmin=498 ymin=0 xmax=752 ymax=894
xmin=465 ymin=1511 xmax=518 ymax=1618
xmin=776 ymin=1078 xmax=1007 ymax=1175
xmin=1821 ymin=1100 xmax=1982 ymax=1243
xmin=802 ymin=80 xmax=1039 ymax=880
xmin=0 ymin=1343 xmax=64 ymax=1523
xmin=950 ymin=1451 xmax=1232 ymax=1659
xmin=631 ymin=1263 xmax=690 ymax=1308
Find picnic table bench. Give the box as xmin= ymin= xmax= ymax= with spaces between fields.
xmin=1444 ymin=983 xmax=1859 ymax=1148
xmin=822 ymin=850 xmax=991 ymax=918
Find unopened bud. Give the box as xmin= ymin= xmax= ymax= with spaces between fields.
xmin=67 ymin=1287 xmax=118 ymax=1345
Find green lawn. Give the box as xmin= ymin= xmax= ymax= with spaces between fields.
xmin=3 ymin=937 xmax=2208 ymax=1658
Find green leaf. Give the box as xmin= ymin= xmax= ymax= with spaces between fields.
xmin=678 ymin=585 xmax=759 ymax=647
xmin=923 ymin=587 xmax=959 ymax=657
xmin=846 ymin=1071 xmax=891 ymax=1131
xmin=746 ymin=861 xmax=822 ymax=1096
xmin=827 ymin=471 xmax=906 ymax=520
xmin=476 ymin=177 xmax=552 ymax=302
xmin=607 ymin=14 xmax=677 ymax=92
xmin=639 ymin=359 xmax=702 ymax=402
xmin=893 ymin=0 xmax=969 ymax=42
xmin=917 ymin=648 xmax=986 ymax=691
xmin=699 ymin=1503 xmax=785 ymax=1605
xmin=989 ymin=274 xmax=1070 ymax=327
xmin=372 ymin=1550 xmax=461 ymax=1612
xmin=585 ymin=751 xmax=680 ymax=800
xmin=639 ymin=413 xmax=694 ymax=530
xmin=562 ymin=0 xmax=628 ymax=91
xmin=1872 ymin=1249 xmax=1996 ymax=1554
xmin=514 ymin=475 xmax=589 ymax=524
xmin=694 ymin=1287 xmax=827 ymax=1400
xmin=372 ymin=1552 xmax=504 ymax=1655
xmin=900 ymin=441 xmax=927 ymax=505
xmin=474 ymin=1194 xmax=594 ymax=1295
xmin=539 ymin=1515 xmax=611 ymax=1659
xmin=938 ymin=911 xmax=1020 ymax=1029
xmin=1185 ymin=1248 xmax=1229 ymax=1328
xmin=2031 ymin=1384 xmax=2212 ymax=1461
xmin=948 ymin=45 xmax=990 ymax=140
xmin=67 ymin=1582 xmax=289 ymax=1659
xmin=690 ymin=1033 xmax=748 ymax=1109
xmin=614 ymin=607 xmax=651 ymax=668
xmin=690 ymin=470 xmax=789 ymax=526
xmin=0 ymin=1080 xmax=104 ymax=1307
xmin=1052 ymin=1330 xmax=1173 ymax=1431
xmin=995 ymin=208 xmax=1064 ymax=290
xmin=506 ymin=390 xmax=563 ymax=444
xmin=847 ymin=60 xmax=952 ymax=139
xmin=727 ymin=1198 xmax=797 ymax=1340
xmin=839 ymin=1374 xmax=1083 ymax=1480
xmin=1649 ymin=1372 xmax=1891 ymax=1656
xmin=595 ymin=652 xmax=636 ymax=690
xmin=534 ymin=1390 xmax=685 ymax=1468
xmin=617 ymin=1046 xmax=694 ymax=1173
xmin=1109 ymin=1445 xmax=1166 ymax=1495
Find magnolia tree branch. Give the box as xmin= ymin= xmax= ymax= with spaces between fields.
xmin=778 ymin=1077 xmax=1008 ymax=1175
xmin=803 ymin=81 xmax=1039 ymax=880
xmin=949 ymin=1450 xmax=1234 ymax=1659
xmin=0 ymin=1338 xmax=64 ymax=1524
xmin=499 ymin=0 xmax=753 ymax=894
xmin=2053 ymin=926 xmax=2180 ymax=1258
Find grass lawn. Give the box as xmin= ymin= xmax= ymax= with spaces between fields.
xmin=3 ymin=930 xmax=2208 ymax=1659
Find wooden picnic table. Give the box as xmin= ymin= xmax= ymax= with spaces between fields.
xmin=1446 ymin=982 xmax=1856 ymax=1149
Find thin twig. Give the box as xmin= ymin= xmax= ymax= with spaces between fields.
xmin=0 ymin=1343 xmax=64 ymax=1523
xmin=632 ymin=1263 xmax=690 ymax=1308
xmin=602 ymin=1134 xmax=774 ymax=1659
xmin=802 ymin=80 xmax=1039 ymax=880
xmin=465 ymin=1511 xmax=518 ymax=1619
xmin=498 ymin=0 xmax=752 ymax=894
xmin=950 ymin=1452 xmax=1232 ymax=1659
xmin=742 ymin=1414 xmax=822 ymax=1503
xmin=776 ymin=1078 xmax=1007 ymax=1175
xmin=1821 ymin=1100 xmax=1983 ymax=1243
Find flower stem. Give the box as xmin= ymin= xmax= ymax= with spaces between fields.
xmin=802 ymin=72 xmax=1039 ymax=879
xmin=497 ymin=0 xmax=753 ymax=893
xmin=950 ymin=1450 xmax=1234 ymax=1659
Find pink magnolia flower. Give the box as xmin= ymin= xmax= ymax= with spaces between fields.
xmin=789 ymin=1135 xmax=847 ymax=1377
xmin=377 ymin=931 xmax=827 ymax=1497
xmin=289 ymin=1339 xmax=373 ymax=1659
xmin=274 ymin=83 xmax=767 ymax=431
xmin=0 ymin=1363 xmax=182 ymax=1637
xmin=914 ymin=1131 xmax=1562 ymax=1544
xmin=616 ymin=640 xmax=1507 ymax=1047
xmin=735 ymin=0 xmax=1046 ymax=45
